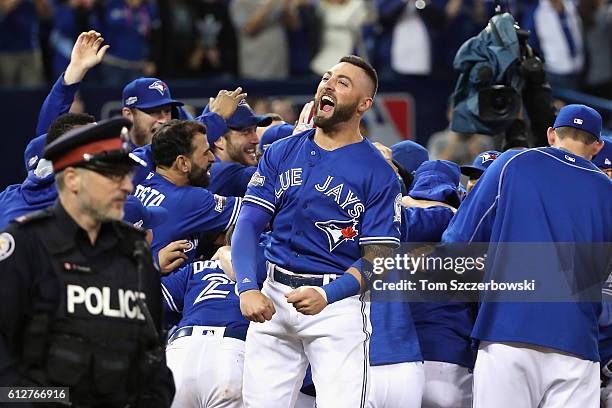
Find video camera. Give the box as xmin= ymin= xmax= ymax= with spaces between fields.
xmin=450 ymin=2 xmax=550 ymax=143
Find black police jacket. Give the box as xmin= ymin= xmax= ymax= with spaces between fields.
xmin=0 ymin=201 xmax=174 ymax=407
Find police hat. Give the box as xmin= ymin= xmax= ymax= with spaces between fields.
xmin=44 ymin=117 xmax=145 ymax=173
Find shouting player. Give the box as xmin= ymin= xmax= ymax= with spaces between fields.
xmin=231 ymin=55 xmax=402 ymax=407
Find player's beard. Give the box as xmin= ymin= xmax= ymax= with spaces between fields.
xmin=313 ymin=97 xmax=358 ymax=133
xmin=188 ymin=162 xmax=210 ymax=188
xmin=131 ymin=123 xmax=152 ymax=147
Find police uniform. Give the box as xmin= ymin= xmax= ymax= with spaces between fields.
xmin=0 ymin=118 xmax=174 ymax=407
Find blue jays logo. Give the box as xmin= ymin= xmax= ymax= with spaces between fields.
xmin=148 ymin=80 xmax=167 ymax=95
xmin=315 ymin=219 xmax=359 ymax=252
xmin=480 ymin=152 xmax=498 ymax=164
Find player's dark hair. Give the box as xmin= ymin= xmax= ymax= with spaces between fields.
xmin=555 ymin=126 xmax=598 ymax=145
xmin=339 ymin=55 xmax=378 ymax=98
xmin=46 ymin=113 xmax=96 ymax=146
xmin=152 ymin=120 xmax=207 ymax=167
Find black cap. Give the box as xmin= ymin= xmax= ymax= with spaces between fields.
xmin=44 ymin=117 xmax=145 ymax=172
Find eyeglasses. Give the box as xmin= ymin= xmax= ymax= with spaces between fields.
xmin=79 ymin=165 xmax=135 ymax=183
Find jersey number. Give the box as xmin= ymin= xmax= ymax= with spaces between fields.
xmin=193 ymin=273 xmax=234 ymax=304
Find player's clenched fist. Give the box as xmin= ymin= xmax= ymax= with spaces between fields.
xmin=240 ymin=290 xmax=276 ymax=323
xmin=286 ymin=286 xmax=328 ymax=315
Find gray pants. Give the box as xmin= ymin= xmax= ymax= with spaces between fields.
xmin=0 ymin=50 xmax=44 ymax=86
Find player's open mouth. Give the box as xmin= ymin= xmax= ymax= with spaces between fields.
xmin=320 ymin=95 xmax=336 ymax=114
xmin=245 ymin=147 xmax=256 ymax=160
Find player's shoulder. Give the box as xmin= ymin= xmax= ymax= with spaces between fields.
xmin=359 ymin=139 xmax=401 ymax=180
xmin=266 ymin=129 xmax=312 ymax=155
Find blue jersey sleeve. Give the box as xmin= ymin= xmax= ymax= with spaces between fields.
xmin=195 ymin=112 xmax=228 ymax=145
xmin=243 ymin=145 xmax=278 ymax=214
xmin=185 ymin=189 xmax=242 ymax=233
xmin=359 ymin=176 xmax=402 ymax=247
xmin=161 ymin=264 xmax=191 ymax=314
xmin=36 ymin=73 xmax=80 ymax=136
xmin=442 ymin=150 xmax=521 ymax=243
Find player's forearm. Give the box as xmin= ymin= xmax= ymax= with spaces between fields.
xmin=35 ymin=73 xmax=80 ymax=136
xmin=232 ymin=204 xmax=271 ymax=293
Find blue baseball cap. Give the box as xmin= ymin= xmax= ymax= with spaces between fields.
xmin=122 ymin=78 xmax=184 ymax=110
xmin=592 ymin=135 xmax=612 ymax=169
xmin=409 ymin=160 xmax=461 ymax=208
xmin=391 ymin=140 xmax=429 ymax=173
xmin=461 ymin=150 xmax=501 ymax=179
xmin=24 ymin=134 xmax=47 ymax=172
xmin=259 ymin=123 xmax=293 ymax=153
xmin=123 ymin=196 xmax=169 ymax=229
xmin=553 ymin=104 xmax=602 ymax=140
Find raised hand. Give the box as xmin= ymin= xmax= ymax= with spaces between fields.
xmin=64 ymin=31 xmax=110 ymax=85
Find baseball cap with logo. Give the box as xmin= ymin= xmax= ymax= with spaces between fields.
xmin=553 ymin=104 xmax=602 ymax=140
xmin=391 ymin=140 xmax=429 ymax=173
xmin=461 ymin=150 xmax=501 ymax=179
xmin=24 ymin=134 xmax=47 ymax=172
xmin=123 ymin=195 xmax=169 ymax=229
xmin=592 ymin=135 xmax=612 ymax=169
xmin=122 ymin=78 xmax=184 ymax=110
xmin=409 ymin=160 xmax=462 ymax=208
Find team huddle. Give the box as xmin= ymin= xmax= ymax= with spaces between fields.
xmin=0 ymin=30 xmax=612 ymax=408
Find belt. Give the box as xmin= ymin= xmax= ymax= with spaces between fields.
xmin=270 ymin=263 xmax=337 ymax=288
xmin=167 ymin=325 xmax=247 ymax=345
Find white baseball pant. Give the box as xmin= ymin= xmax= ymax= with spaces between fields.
xmin=473 ymin=341 xmax=599 ymax=408
xmin=366 ymin=362 xmax=425 ymax=408
xmin=166 ymin=326 xmax=245 ymax=408
xmin=242 ymin=268 xmax=371 ymax=408
xmin=421 ymin=361 xmax=472 ymax=408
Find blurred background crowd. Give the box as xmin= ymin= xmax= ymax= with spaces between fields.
xmin=2 ymin=0 xmax=611 ymax=93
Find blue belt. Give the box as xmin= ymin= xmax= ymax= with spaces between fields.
xmin=168 ymin=326 xmax=247 ymax=344
xmin=273 ymin=266 xmax=337 ymax=289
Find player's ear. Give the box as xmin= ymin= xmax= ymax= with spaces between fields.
xmin=546 ymin=127 xmax=556 ymax=147
xmin=122 ymin=107 xmax=133 ymax=121
xmin=591 ymin=140 xmax=605 ymax=158
xmin=357 ymin=97 xmax=373 ymax=114
xmin=175 ymin=155 xmax=190 ymax=174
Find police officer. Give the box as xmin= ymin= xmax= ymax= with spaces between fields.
xmin=0 ymin=117 xmax=175 ymax=407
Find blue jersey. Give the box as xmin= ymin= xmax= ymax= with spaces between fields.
xmin=443 ymin=147 xmax=612 ymax=361
xmin=404 ymin=206 xmax=476 ymax=368
xmin=369 ymin=208 xmax=431 ymax=367
xmin=101 ymin=0 xmax=160 ymax=61
xmin=244 ymin=129 xmax=402 ymax=275
xmin=0 ymin=173 xmax=57 ymax=230
xmin=161 ymin=260 xmax=248 ymax=332
xmin=208 ymin=161 xmax=257 ymax=197
xmin=133 ymin=172 xmax=241 ymax=264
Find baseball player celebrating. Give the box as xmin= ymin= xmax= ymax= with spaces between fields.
xmin=443 ymin=104 xmax=612 ymax=407
xmin=231 ymin=55 xmax=402 ymax=408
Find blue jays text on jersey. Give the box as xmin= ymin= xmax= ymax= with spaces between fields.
xmin=243 ymin=129 xmax=402 ymax=278
xmin=161 ymin=260 xmax=249 ymax=332
xmin=133 ymin=171 xmax=241 ymax=264
xmin=443 ymin=147 xmax=612 ymax=361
